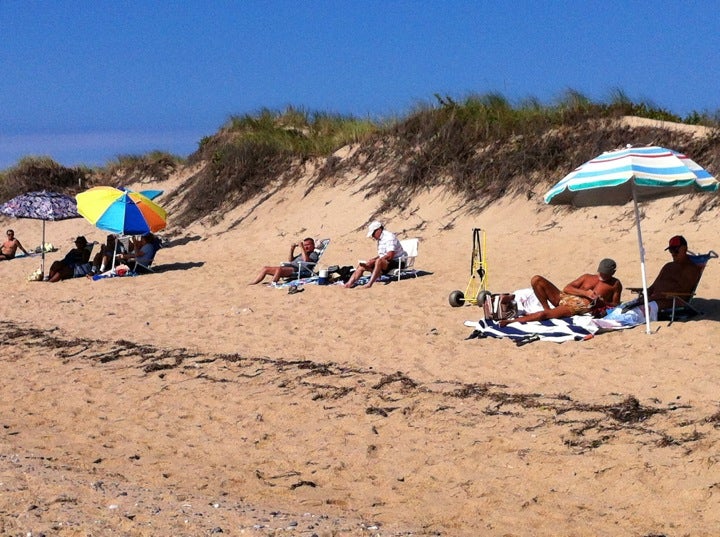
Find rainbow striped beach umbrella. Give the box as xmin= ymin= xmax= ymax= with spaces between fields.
xmin=545 ymin=145 xmax=718 ymax=333
xmin=76 ymin=186 xmax=167 ymax=236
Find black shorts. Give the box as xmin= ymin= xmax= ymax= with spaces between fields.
xmin=384 ymin=258 xmax=405 ymax=272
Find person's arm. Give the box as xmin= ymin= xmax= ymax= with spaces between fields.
xmin=563 ymin=274 xmax=595 ymax=299
xmin=16 ymin=239 xmax=28 ymax=255
xmin=299 ymin=246 xmax=316 ymax=263
xmin=609 ymin=281 xmax=623 ymax=306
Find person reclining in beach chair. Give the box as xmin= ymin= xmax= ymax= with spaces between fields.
xmin=628 ymin=235 xmax=715 ymax=320
xmin=47 ymin=236 xmax=93 ymax=282
xmin=249 ymin=237 xmax=319 ymax=285
xmin=499 ymin=258 xmax=622 ymax=326
xmin=89 ymin=234 xmax=128 ymax=274
xmin=115 ymin=233 xmax=159 ymax=274
xmin=0 ymin=229 xmax=29 ymax=260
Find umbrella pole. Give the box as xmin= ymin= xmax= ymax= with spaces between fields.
xmin=41 ymin=220 xmax=46 ymax=275
xmin=632 ymin=187 xmax=652 ymax=334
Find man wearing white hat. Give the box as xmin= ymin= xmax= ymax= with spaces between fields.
xmin=344 ymin=221 xmax=407 ymax=288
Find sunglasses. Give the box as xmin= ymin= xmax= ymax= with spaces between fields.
xmin=668 ymin=247 xmax=680 ymax=253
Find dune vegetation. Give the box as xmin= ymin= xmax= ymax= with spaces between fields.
xmin=2 ymin=90 xmax=719 ymax=227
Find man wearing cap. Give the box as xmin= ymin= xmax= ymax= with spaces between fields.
xmin=499 ymin=258 xmax=622 ymax=325
xmin=644 ymin=235 xmax=702 ymax=309
xmin=344 ymin=221 xmax=407 ymax=289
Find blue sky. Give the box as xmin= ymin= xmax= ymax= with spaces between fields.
xmin=2 ymin=1 xmax=720 ymax=170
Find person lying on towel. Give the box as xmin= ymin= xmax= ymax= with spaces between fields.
xmin=499 ymin=258 xmax=622 ymax=326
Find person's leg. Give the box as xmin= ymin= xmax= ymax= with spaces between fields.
xmin=250 ymin=266 xmax=277 ymax=285
xmin=530 ymin=275 xmax=562 ymax=310
xmin=344 ymin=263 xmax=369 ymax=288
xmin=270 ymin=266 xmax=294 ymax=283
xmin=48 ymin=263 xmax=72 ymax=282
xmin=363 ymin=258 xmax=389 ymax=288
xmin=47 ymin=261 xmax=61 ymax=281
xmin=499 ymin=305 xmax=574 ymax=326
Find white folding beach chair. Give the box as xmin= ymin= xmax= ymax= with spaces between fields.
xmin=389 ymin=238 xmax=419 ymax=281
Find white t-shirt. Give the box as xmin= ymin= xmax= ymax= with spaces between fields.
xmin=377 ymin=229 xmax=406 ymax=259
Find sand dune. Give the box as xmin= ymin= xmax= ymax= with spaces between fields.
xmin=1 ymin=169 xmax=719 ymax=535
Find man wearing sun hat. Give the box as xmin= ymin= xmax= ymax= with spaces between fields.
xmin=644 ymin=235 xmax=702 ymax=309
xmin=344 ymin=220 xmax=407 ymax=289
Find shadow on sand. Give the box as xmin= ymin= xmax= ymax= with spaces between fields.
xmin=152 ymin=261 xmax=204 ymax=273
xmin=676 ymin=298 xmax=720 ymax=323
xmin=163 ymin=235 xmax=203 ymax=248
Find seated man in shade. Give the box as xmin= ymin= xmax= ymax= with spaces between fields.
xmin=643 ymin=235 xmax=702 ymax=309
xmin=499 ymin=258 xmax=622 ymax=325
xmin=250 ymin=237 xmax=318 ymax=285
xmin=91 ymin=234 xmax=126 ymax=274
xmin=116 ymin=233 xmax=158 ymax=274
xmin=0 ymin=229 xmax=29 ymax=260
xmin=47 ymin=236 xmax=91 ymax=282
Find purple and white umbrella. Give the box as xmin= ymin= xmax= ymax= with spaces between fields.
xmin=0 ymin=190 xmax=81 ymax=273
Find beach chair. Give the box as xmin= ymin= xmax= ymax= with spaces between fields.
xmin=388 ymin=238 xmax=419 ymax=281
xmin=114 ymin=234 xmax=160 ymax=274
xmin=630 ymin=250 xmax=717 ymax=323
xmin=288 ymin=238 xmax=331 ymax=281
xmin=660 ymin=250 xmax=717 ymax=322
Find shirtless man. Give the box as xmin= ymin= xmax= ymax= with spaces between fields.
xmin=644 ymin=235 xmax=702 ymax=309
xmin=0 ymin=229 xmax=29 ymax=260
xmin=250 ymin=237 xmax=318 ymax=285
xmin=500 ymin=258 xmax=622 ymax=325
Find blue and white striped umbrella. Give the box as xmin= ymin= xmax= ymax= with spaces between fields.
xmin=545 ymin=145 xmax=718 ymax=207
xmin=544 ymin=145 xmax=718 ymax=333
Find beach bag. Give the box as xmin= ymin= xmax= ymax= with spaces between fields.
xmin=483 ymin=293 xmax=517 ymax=321
xmin=27 ymin=267 xmax=44 ymax=281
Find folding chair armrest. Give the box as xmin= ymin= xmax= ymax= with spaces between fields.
xmin=627 ymin=287 xmax=643 ymax=294
xmin=658 ymin=291 xmax=694 ymax=299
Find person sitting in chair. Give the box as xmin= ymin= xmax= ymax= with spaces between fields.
xmin=0 ymin=229 xmax=29 ymax=260
xmin=499 ymin=258 xmax=622 ymax=325
xmin=47 ymin=236 xmax=91 ymax=282
xmin=344 ymin=221 xmax=407 ymax=289
xmin=643 ymin=235 xmax=702 ymax=309
xmin=250 ymin=237 xmax=318 ymax=285
xmin=116 ymin=233 xmax=158 ymax=274
xmin=91 ymin=234 xmax=126 ymax=274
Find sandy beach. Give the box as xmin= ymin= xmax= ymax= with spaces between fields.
xmin=1 ymin=164 xmax=719 ymax=536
